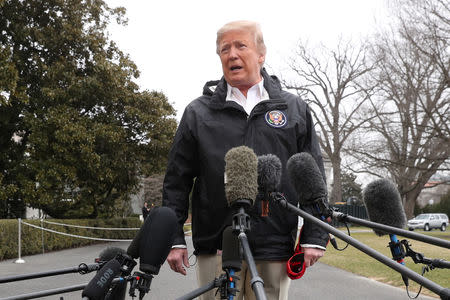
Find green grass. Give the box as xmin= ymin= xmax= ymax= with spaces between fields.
xmin=320 ymin=227 xmax=450 ymax=299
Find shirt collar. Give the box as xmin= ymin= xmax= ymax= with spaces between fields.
xmin=226 ymin=79 xmax=268 ymax=101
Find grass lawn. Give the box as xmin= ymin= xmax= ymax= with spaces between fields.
xmin=320 ymin=227 xmax=450 ymax=299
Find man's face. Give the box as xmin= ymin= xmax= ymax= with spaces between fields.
xmin=218 ymin=30 xmax=265 ymax=92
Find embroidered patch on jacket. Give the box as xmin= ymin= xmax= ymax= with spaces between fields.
xmin=265 ymin=110 xmax=287 ymax=128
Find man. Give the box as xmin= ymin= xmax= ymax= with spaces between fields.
xmin=163 ymin=20 xmax=329 ymax=300
xmin=142 ymin=201 xmax=150 ymax=220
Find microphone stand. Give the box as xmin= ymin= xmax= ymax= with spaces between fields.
xmin=175 ymin=272 xmax=237 ymax=300
xmin=177 ymin=199 xmax=267 ymax=300
xmin=332 ymin=211 xmax=450 ymax=249
xmin=0 ymin=283 xmax=89 ymax=300
xmin=271 ymin=193 xmax=450 ymax=300
xmin=1 ymin=277 xmax=130 ymax=300
xmin=231 ymin=199 xmax=267 ymax=300
xmin=401 ymin=240 xmax=450 ymax=270
xmin=128 ymin=271 xmax=153 ymax=300
xmin=0 ymin=263 xmax=102 ymax=284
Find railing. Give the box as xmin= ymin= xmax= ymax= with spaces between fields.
xmin=330 ymin=204 xmax=368 ymax=227
xmin=14 ymin=218 xmax=193 ymax=263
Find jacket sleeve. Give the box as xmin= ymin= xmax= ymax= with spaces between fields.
xmin=298 ymin=104 xmax=329 ymax=248
xmin=162 ymin=107 xmax=198 ymax=246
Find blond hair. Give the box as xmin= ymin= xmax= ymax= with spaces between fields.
xmin=216 ymin=20 xmax=266 ymax=56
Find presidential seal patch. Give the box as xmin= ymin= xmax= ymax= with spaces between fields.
xmin=265 ymin=110 xmax=287 ymax=128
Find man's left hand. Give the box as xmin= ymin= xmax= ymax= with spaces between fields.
xmin=303 ymin=247 xmax=324 ymax=267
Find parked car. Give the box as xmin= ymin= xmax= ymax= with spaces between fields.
xmin=407 ymin=213 xmax=448 ymax=231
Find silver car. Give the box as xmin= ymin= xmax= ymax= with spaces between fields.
xmin=407 ymin=213 xmax=449 ymax=231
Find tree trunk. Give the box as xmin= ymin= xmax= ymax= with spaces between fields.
xmin=330 ymin=157 xmax=342 ymax=204
xmin=403 ymin=187 xmax=422 ymax=220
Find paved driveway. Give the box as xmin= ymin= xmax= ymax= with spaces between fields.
xmin=0 ymin=237 xmax=438 ymax=300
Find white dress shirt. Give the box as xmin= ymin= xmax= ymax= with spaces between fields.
xmin=226 ymin=79 xmax=269 ymax=115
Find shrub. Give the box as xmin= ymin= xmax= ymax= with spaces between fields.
xmin=414 ymin=188 xmax=450 ymax=217
xmin=0 ymin=217 xmax=142 ymax=261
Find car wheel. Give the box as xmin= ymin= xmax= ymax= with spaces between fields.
xmin=408 ymin=227 xmax=414 ymax=231
xmin=424 ymin=224 xmax=430 ymax=231
xmin=441 ymin=224 xmax=447 ymax=231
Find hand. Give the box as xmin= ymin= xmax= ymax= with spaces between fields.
xmin=167 ymin=248 xmax=190 ymax=275
xmin=303 ymin=247 xmax=324 ymax=268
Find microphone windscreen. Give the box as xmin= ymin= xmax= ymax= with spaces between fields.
xmin=224 ymin=146 xmax=258 ymax=206
xmin=257 ymin=154 xmax=282 ymax=193
xmin=98 ymin=247 xmax=127 ymax=300
xmin=82 ymin=259 xmax=121 ymax=300
xmin=139 ymin=206 xmax=177 ymax=275
xmin=362 ymin=178 xmax=407 ymax=236
xmin=99 ymin=247 xmax=126 ymax=261
xmin=286 ymin=152 xmax=327 ymax=203
xmin=127 ymin=226 xmax=142 ymax=259
xmin=222 ymin=226 xmax=242 ymax=271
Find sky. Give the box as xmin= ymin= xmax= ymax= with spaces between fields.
xmin=106 ymin=0 xmax=389 ymax=120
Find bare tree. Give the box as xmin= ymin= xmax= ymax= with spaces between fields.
xmin=397 ymin=0 xmax=450 ymax=141
xmin=349 ymin=1 xmax=450 ymax=218
xmin=283 ymin=38 xmax=376 ymax=204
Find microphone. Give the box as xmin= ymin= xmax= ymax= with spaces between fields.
xmin=222 ymin=226 xmax=242 ymax=299
xmin=224 ymin=146 xmax=267 ymax=300
xmin=125 ymin=207 xmax=178 ymax=300
xmin=83 ymin=246 xmax=133 ymax=300
xmin=362 ymin=179 xmax=407 ymax=235
xmin=224 ymin=146 xmax=258 ymax=208
xmin=126 ymin=225 xmax=142 ymax=259
xmin=98 ymin=248 xmax=128 ymax=300
xmin=257 ymin=155 xmax=450 ymax=297
xmin=363 ymin=178 xmax=409 ymax=286
xmin=82 ymin=258 xmax=122 ymax=300
xmin=138 ymin=206 xmax=177 ymax=275
xmin=263 ymin=152 xmax=337 ymax=252
xmin=257 ymin=154 xmax=282 ymax=216
xmin=99 ymin=247 xmax=126 ymax=262
xmin=286 ymin=152 xmax=331 ymax=221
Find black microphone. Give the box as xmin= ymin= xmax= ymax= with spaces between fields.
xmin=98 ymin=247 xmax=128 ymax=300
xmin=83 ymin=247 xmax=132 ymax=300
xmin=222 ymin=226 xmax=242 ymax=271
xmin=126 ymin=207 xmax=178 ymax=300
xmin=362 ymin=178 xmax=407 ymax=235
xmin=257 ymin=154 xmax=282 ymax=216
xmin=222 ymin=226 xmax=242 ymax=298
xmin=138 ymin=206 xmax=177 ymax=275
xmin=82 ymin=258 xmax=122 ymax=300
xmin=99 ymin=247 xmax=126 ymax=262
xmin=363 ymin=178 xmax=409 ymax=286
xmin=286 ymin=152 xmax=331 ymax=221
xmin=126 ymin=225 xmax=142 ymax=259
xmin=260 ymin=152 xmax=337 ymax=251
xmin=260 ymin=154 xmax=450 ymax=298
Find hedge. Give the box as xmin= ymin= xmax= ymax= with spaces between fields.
xmin=0 ymin=218 xmax=142 ymax=261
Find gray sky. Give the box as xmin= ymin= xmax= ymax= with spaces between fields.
xmin=106 ymin=0 xmax=389 ymax=120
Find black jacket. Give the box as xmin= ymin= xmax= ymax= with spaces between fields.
xmin=163 ymin=69 xmax=329 ymax=260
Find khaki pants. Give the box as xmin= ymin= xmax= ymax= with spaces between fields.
xmin=196 ymin=253 xmax=290 ymax=300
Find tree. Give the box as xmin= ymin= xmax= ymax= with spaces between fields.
xmin=348 ymin=0 xmax=450 ymax=218
xmin=143 ymin=174 xmax=165 ymax=207
xmin=395 ymin=0 xmax=450 ymax=143
xmin=341 ymin=171 xmax=363 ymax=205
xmin=419 ymin=187 xmax=450 ymax=217
xmin=0 ymin=0 xmax=177 ymax=218
xmin=283 ymin=38 xmax=376 ymax=204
